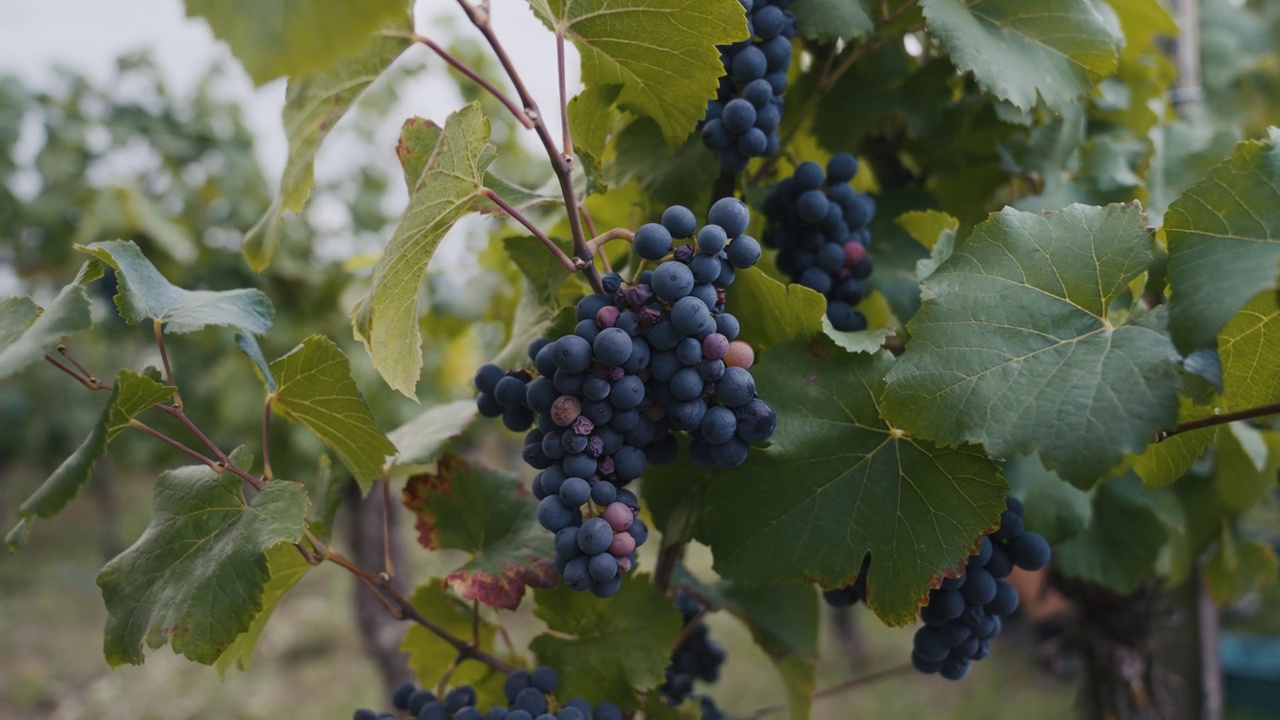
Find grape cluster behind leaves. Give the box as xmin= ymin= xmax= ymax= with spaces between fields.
xmin=763 ymin=154 xmax=875 ymax=331
xmin=660 ymin=594 xmax=726 ymax=719
xmin=353 ymin=666 xmax=622 ymax=720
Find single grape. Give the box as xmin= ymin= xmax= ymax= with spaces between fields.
xmin=662 ymin=205 xmax=697 ymax=238
xmin=697 ymin=224 xmax=729 ymax=254
xmin=474 ymin=364 xmax=505 ymax=395
xmin=634 ymin=222 xmax=673 ymax=260
xmin=708 ymin=197 xmax=751 ymax=238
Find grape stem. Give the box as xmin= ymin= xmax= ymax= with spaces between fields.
xmin=454 ymin=0 xmax=604 ymax=295
xmin=408 ymin=33 xmax=534 ymax=129
xmin=482 ymin=188 xmax=580 ymax=272
xmin=586 ymin=228 xmax=636 ymax=256
xmin=153 ymin=320 xmax=181 ymax=407
xmin=1155 ymin=402 xmax=1280 ymax=442
xmin=262 ymin=399 xmax=274 ymax=482
xmin=746 ymin=662 xmax=916 ymax=718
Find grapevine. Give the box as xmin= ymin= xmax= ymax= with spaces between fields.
xmin=3 ymin=1 xmax=1280 ymax=719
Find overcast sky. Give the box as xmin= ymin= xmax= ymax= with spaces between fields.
xmin=0 ymin=0 xmax=579 ymax=190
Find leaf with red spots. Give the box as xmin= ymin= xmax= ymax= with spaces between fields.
xmin=403 ymin=454 xmax=556 ymax=610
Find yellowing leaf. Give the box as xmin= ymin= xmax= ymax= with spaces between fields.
xmin=353 ymin=102 xmax=495 ymax=396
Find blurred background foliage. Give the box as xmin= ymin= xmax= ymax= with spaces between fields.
xmin=2 ymin=0 xmax=1280 ymax=718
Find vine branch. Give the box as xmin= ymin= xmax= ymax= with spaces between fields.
xmin=1155 ymin=403 xmax=1280 ymax=442
xmin=455 ymin=0 xmax=604 ymax=294
xmin=409 ymin=33 xmax=534 ymax=128
xmin=748 ymin=662 xmax=916 ymax=718
xmin=483 ymin=188 xmax=578 ymax=272
xmin=45 ymin=345 xmax=515 ymax=677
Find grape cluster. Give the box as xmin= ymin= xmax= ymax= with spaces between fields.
xmin=474 ymin=199 xmax=777 ymax=597
xmin=911 ymin=497 xmax=1051 ymax=681
xmin=660 ymin=594 xmax=725 ymax=719
xmin=762 ymin=154 xmax=876 ymax=331
xmin=700 ymin=0 xmax=797 ymax=172
xmin=353 ymin=667 xmax=624 ymax=720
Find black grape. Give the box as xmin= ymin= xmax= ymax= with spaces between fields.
xmin=474 ymin=201 xmax=776 ymax=596
xmin=699 ymin=0 xmax=797 ymax=170
xmin=909 ymin=496 xmax=1051 ymax=681
xmin=763 ymin=154 xmax=875 ymax=332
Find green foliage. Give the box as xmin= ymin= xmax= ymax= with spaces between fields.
xmin=649 ymin=340 xmax=1006 ymax=626
xmin=530 ymin=577 xmax=681 ymax=708
xmin=267 ymin=335 xmax=396 ymax=490
xmin=1166 ymin=131 xmax=1280 ymax=353
xmin=353 ymin=102 xmax=495 ymax=396
xmin=6 ymin=370 xmax=173 ymax=550
xmin=0 ymin=263 xmax=98 ymax=379
xmin=98 ymin=451 xmax=310 ymax=666
xmin=731 ymin=268 xmax=826 ymax=350
xmin=881 ymin=204 xmax=1180 ymax=488
xmin=388 ymin=399 xmax=480 ymax=466
xmin=183 ymin=0 xmax=408 ymax=85
xmin=528 ymin=0 xmax=748 ymax=150
xmin=919 ymin=0 xmax=1120 ymax=112
xmin=792 ymin=0 xmax=873 ymax=41
xmin=79 ymin=240 xmax=274 ymax=335
xmin=1053 ymin=472 xmax=1169 ymax=593
xmin=214 ymin=544 xmax=311 ymax=674
xmin=401 ymin=580 xmax=506 ymax=704
xmin=9 ymin=3 xmax=1280 ymax=716
xmin=245 ymin=26 xmax=413 ymax=270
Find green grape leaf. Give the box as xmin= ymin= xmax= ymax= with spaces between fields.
xmin=268 ymin=336 xmax=395 ymax=491
xmin=235 ymin=332 xmax=278 ymax=394
xmin=214 ymin=543 xmax=310 ymax=674
xmin=6 ymin=370 xmax=173 ymax=551
xmin=1003 ymin=454 xmax=1093 ymax=546
xmin=1219 ymin=292 xmax=1280 ymax=410
xmin=1126 ymin=398 xmax=1215 ymax=489
xmin=918 ymin=0 xmax=1120 ymax=112
xmin=307 ymin=455 xmax=345 ymax=543
xmin=352 ymin=102 xmax=495 ymax=397
xmin=98 ymin=455 xmax=309 ymax=666
xmin=613 ymin=118 xmax=719 ymax=209
xmin=503 ymin=235 xmax=574 ymax=307
xmin=1054 ymin=473 xmax=1168 ymax=593
xmin=0 ymin=263 xmax=98 ymax=380
xmin=530 ymin=576 xmax=682 ymax=708
xmin=731 ymin=268 xmax=826 ymax=351
xmin=695 ymin=339 xmax=1007 ymax=626
xmin=244 ymin=24 xmax=412 ymax=271
xmin=397 ymin=116 xmax=561 ymax=216
xmin=720 ymin=583 xmax=818 ymax=720
xmin=569 ymin=84 xmax=623 ymax=196
xmin=896 ymin=210 xmax=959 ymax=253
xmin=879 ymin=203 xmax=1180 ymax=488
xmin=1166 ymin=130 xmax=1280 ymax=353
xmin=78 ymin=240 xmax=274 ymax=335
xmin=527 ymin=0 xmax=748 ymax=150
xmin=793 ymin=0 xmax=873 ymax=41
xmin=183 ymin=0 xmax=408 ymax=85
xmin=1215 ymin=423 xmax=1280 ymax=512
xmin=402 ymin=455 xmax=556 ymax=610
xmin=822 ymin=315 xmax=891 ymax=355
xmin=1204 ymin=532 xmax=1279 ymax=605
xmin=401 ymin=579 xmax=506 ymax=705
xmin=388 ymin=399 xmax=480 ymax=467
